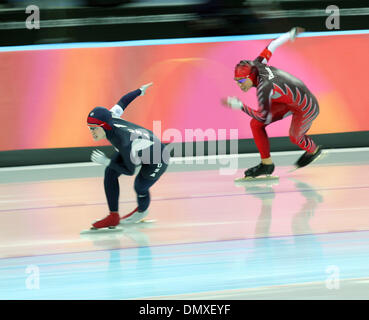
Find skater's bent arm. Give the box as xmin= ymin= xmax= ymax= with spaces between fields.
xmin=108 ymin=151 xmax=136 ymax=176
xmin=256 ymin=27 xmax=304 ymax=64
xmin=108 ymin=136 xmax=137 ymax=175
xmin=224 ymin=96 xmax=267 ymax=122
xmin=255 ymin=82 xmax=274 ymax=124
xmin=108 ymin=161 xmax=136 ymax=176
xmin=242 ymin=105 xmax=266 ymax=122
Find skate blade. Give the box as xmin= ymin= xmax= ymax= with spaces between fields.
xmin=235 ymin=175 xmax=279 ymax=183
xmin=315 ymin=150 xmax=327 ymax=162
xmin=80 ymin=226 xmax=123 ymax=235
xmin=139 ymin=219 xmax=156 ymax=223
xmin=119 ymin=219 xmax=156 ymax=225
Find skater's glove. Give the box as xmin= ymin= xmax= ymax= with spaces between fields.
xmin=91 ymin=149 xmax=111 ymax=166
xmin=223 ymin=96 xmax=244 ymax=110
xmin=139 ymin=82 xmax=153 ymax=96
xmin=289 ymin=27 xmax=305 ymax=42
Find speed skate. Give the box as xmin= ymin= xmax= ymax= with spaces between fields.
xmin=80 ymin=207 xmax=157 ymax=234
xmin=80 ymin=220 xmax=156 ymax=234
xmin=119 ymin=207 xmax=156 ymax=225
xmin=80 ymin=220 xmax=156 ymax=235
xmin=288 ymin=147 xmax=326 ymax=173
xmin=236 ymin=162 xmax=278 ymax=182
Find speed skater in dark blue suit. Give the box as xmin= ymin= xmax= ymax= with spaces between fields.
xmin=87 ymin=83 xmax=170 ymax=229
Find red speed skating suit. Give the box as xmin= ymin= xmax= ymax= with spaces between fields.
xmin=241 ymin=47 xmax=319 ymax=159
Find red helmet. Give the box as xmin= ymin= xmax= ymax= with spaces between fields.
xmin=234 ymin=60 xmax=252 ymax=78
xmin=87 ymin=107 xmax=113 ymax=131
xmin=234 ymin=60 xmax=257 ymax=84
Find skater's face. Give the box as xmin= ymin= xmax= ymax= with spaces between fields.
xmin=89 ymin=126 xmax=106 ymax=141
xmin=235 ymin=77 xmax=253 ymax=92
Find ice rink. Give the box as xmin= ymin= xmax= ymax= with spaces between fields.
xmin=0 ymin=147 xmax=369 ymax=299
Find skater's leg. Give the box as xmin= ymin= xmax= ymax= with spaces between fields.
xmin=289 ymin=97 xmax=319 ymax=154
xmin=244 ymin=106 xmax=289 ymax=178
xmin=250 ymin=104 xmax=289 ymax=165
xmin=121 ymin=162 xmax=168 ymax=223
xmin=134 ymin=162 xmax=168 ymax=211
xmin=104 ymin=166 xmax=121 ymax=213
xmin=89 ymin=154 xmax=124 ymax=229
xmin=134 ymin=172 xmax=156 ymax=212
xmin=289 ymin=115 xmax=317 ymax=154
xmin=90 ymin=165 xmax=122 ymax=229
xmin=250 ymin=118 xmax=271 ymax=163
xmin=289 ymin=99 xmax=321 ymax=168
xmin=245 ymin=119 xmax=274 ymax=178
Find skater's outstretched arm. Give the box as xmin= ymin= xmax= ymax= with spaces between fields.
xmin=255 ymin=27 xmax=305 ymax=64
xmin=110 ymin=82 xmax=153 ymax=118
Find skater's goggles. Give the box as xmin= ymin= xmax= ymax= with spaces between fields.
xmin=235 ymin=77 xmax=249 ymax=84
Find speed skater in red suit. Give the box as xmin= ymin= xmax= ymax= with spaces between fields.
xmin=222 ymin=27 xmax=322 ymax=179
